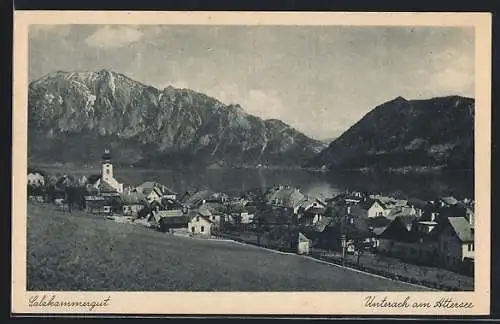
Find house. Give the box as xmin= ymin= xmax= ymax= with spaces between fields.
xmin=297 ymin=232 xmax=312 ymax=255
xmin=27 ymin=172 xmax=45 ymax=187
xmin=298 ymin=217 xmax=337 ymax=250
xmin=240 ymin=212 xmax=255 ymax=224
xmin=437 ymin=216 xmax=474 ymax=271
xmin=198 ymin=202 xmax=226 ymax=227
xmin=344 ymin=191 xmax=366 ymax=205
xmin=416 ymin=211 xmax=439 ymax=234
xmin=439 ymin=196 xmax=459 ymax=207
xmin=377 ymin=216 xmax=439 ymax=265
xmin=265 ymin=186 xmax=306 ymax=209
xmin=134 ymin=181 xmax=175 ymax=203
xmin=188 ymin=214 xmax=215 ymax=237
xmin=120 ymin=191 xmax=146 ymax=216
xmin=148 ymin=209 xmax=189 ymax=232
xmin=293 ymin=196 xmax=327 ymax=224
xmin=366 ymin=216 xmax=393 ymax=247
xmin=350 ymin=198 xmax=390 ymax=218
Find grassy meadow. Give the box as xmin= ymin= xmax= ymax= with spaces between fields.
xmin=27 ymin=202 xmax=429 ymax=291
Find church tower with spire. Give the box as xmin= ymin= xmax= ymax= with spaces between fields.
xmin=101 ymin=148 xmax=113 ymax=183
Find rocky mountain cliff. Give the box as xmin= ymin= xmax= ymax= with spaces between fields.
xmin=309 ymin=96 xmax=474 ymax=171
xmin=28 ymin=70 xmax=324 ymax=168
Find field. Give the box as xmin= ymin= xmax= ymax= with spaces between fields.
xmin=27 ymin=202 xmax=429 ymax=291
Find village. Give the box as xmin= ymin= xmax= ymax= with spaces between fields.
xmin=27 ymin=149 xmax=475 ymax=289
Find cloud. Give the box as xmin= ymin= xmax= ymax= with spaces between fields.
xmin=430 ymin=68 xmax=474 ymax=95
xmin=85 ymin=26 xmax=143 ymax=49
xmin=428 ymin=49 xmax=475 ymax=97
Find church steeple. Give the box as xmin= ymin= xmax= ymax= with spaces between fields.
xmin=101 ymin=149 xmax=114 ymax=181
xmin=102 ymin=148 xmax=112 ymax=164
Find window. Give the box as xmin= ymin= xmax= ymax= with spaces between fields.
xmin=212 ymin=216 xmax=215 ymax=220
xmin=468 ymin=243 xmax=474 ymax=251
xmin=191 ymin=227 xmax=195 ymax=233
xmin=201 ymin=226 xmax=205 ymax=232
xmin=196 ymin=216 xmax=200 ymax=222
xmin=106 ymin=169 xmax=110 ymax=175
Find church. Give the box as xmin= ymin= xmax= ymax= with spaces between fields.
xmin=88 ymin=149 xmax=124 ymax=194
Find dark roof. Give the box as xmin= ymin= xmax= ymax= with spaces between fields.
xmin=367 ymin=216 xmax=392 ymax=228
xmin=408 ymin=198 xmax=428 ymax=209
xmin=160 ymin=215 xmax=189 ymax=226
xmin=87 ymin=174 xmax=102 ymax=184
xmin=99 ymin=181 xmax=118 ymax=193
xmin=395 ymin=215 xmax=418 ymax=229
xmin=379 ymin=217 xmax=418 ymax=243
xmin=183 ymin=190 xmax=214 ymax=206
xmin=357 ymin=198 xmax=386 ymax=210
xmin=102 ymin=149 xmax=112 ymax=161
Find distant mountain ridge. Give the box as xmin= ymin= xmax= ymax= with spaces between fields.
xmin=309 ymin=95 xmax=474 ymax=171
xmin=28 ymin=69 xmax=324 ymax=168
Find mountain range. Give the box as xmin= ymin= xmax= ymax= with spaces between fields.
xmin=28 ymin=70 xmax=325 ymax=168
xmin=28 ymin=69 xmax=474 ymax=171
xmin=308 ymin=95 xmax=474 ymax=171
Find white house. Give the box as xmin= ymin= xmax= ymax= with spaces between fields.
xmin=136 ymin=181 xmax=178 ymax=203
xmin=27 ymin=172 xmax=45 ymax=187
xmin=240 ymin=212 xmax=255 ymax=224
xmin=188 ymin=214 xmax=215 ymax=237
xmin=297 ymin=232 xmax=312 ymax=255
xmin=351 ymin=199 xmax=390 ymax=218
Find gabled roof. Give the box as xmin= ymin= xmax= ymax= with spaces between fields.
xmin=138 ymin=181 xmax=177 ymax=196
xmin=154 ymin=209 xmax=184 ymax=218
xmin=440 ymin=196 xmax=459 ymax=205
xmin=447 ymin=216 xmax=474 ymax=243
xmin=387 ymin=207 xmax=416 ymax=220
xmin=396 ymin=215 xmax=418 ymax=229
xmin=183 ymin=190 xmax=214 ymax=206
xmin=367 ymin=216 xmax=392 ymax=228
xmin=379 ymin=217 xmax=418 ymax=242
xmin=265 ymin=187 xmax=306 ymax=208
xmin=198 ymin=208 xmax=212 ymax=217
xmin=161 ymin=215 xmax=189 ymax=226
xmin=313 ymin=217 xmax=334 ymax=232
xmin=190 ymin=214 xmax=215 ymax=224
xmin=99 ymin=180 xmax=119 ymax=193
xmin=87 ymin=174 xmax=102 ymax=185
xmin=357 ymin=198 xmax=387 ymax=210
xmin=200 ymin=202 xmax=226 ymax=214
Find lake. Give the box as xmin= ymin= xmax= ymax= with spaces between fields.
xmin=38 ymin=165 xmax=474 ymax=201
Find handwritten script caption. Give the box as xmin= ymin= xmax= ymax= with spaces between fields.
xmin=28 ymin=295 xmax=111 ymax=311
xmin=364 ymin=296 xmax=474 ymax=309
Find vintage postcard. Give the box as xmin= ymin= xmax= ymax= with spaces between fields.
xmin=12 ymin=11 xmax=491 ymax=316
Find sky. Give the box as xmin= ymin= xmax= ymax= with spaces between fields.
xmin=29 ymin=25 xmax=475 ymax=140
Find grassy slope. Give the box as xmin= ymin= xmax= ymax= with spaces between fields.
xmin=27 ymin=202 xmax=427 ymax=291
